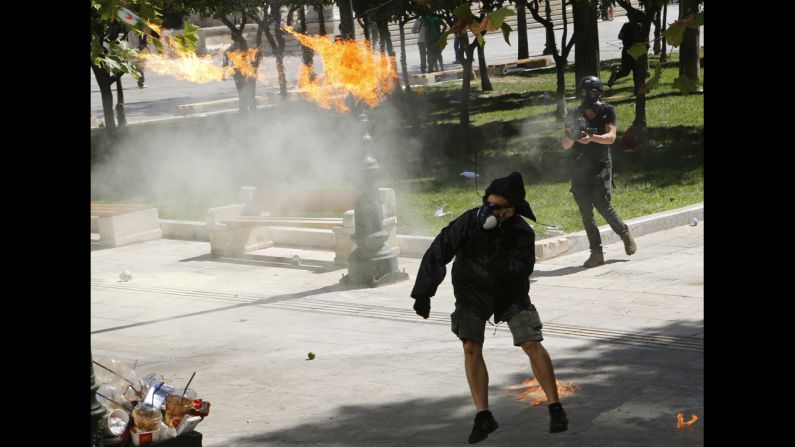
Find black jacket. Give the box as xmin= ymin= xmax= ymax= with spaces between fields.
xmin=411 ymin=208 xmax=535 ymax=323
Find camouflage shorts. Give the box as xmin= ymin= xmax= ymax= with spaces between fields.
xmin=506 ymin=307 xmax=544 ymax=346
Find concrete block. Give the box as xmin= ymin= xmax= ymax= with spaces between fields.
xmin=535 ymin=237 xmax=575 ymax=260
xmin=208 ymin=225 xmax=273 ymax=257
xmin=97 ymin=208 xmax=162 ymax=247
xmin=206 ymin=203 xmax=246 ymax=228
xmin=397 ymin=235 xmax=434 ymax=258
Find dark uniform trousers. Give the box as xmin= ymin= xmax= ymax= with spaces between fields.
xmin=571 ymin=183 xmax=628 ymax=250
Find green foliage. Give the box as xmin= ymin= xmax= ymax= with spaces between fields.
xmin=484 ymin=7 xmax=515 ymax=31
xmin=689 ymin=10 xmax=704 ymax=28
xmin=437 ymin=29 xmax=452 ymax=51
xmin=661 ymin=22 xmax=686 ymax=47
xmin=500 ymin=22 xmax=512 ymax=46
xmin=641 ymin=62 xmax=663 ymax=93
xmin=661 ymin=10 xmax=703 ymax=47
xmin=627 ymin=43 xmax=648 ymax=60
xmin=172 ymin=20 xmax=199 ymax=52
xmin=453 ymin=4 xmax=472 ymax=18
xmin=91 ymin=0 xmax=163 ymax=78
xmin=92 ymin=37 xmax=143 ymax=80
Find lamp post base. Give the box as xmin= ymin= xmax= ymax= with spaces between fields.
xmin=341 ymin=245 xmax=409 ymax=287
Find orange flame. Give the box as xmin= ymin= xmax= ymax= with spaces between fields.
xmin=140 ymin=36 xmax=268 ymax=84
xmin=283 ymin=25 xmax=398 ymax=112
xmin=676 ymin=413 xmax=699 ymax=429
xmin=225 ymin=48 xmax=270 ymax=84
xmin=506 ymin=378 xmax=580 ymax=406
xmin=147 ymin=22 xmax=163 ymax=36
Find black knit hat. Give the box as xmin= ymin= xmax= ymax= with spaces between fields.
xmin=483 ymin=171 xmax=536 ymax=221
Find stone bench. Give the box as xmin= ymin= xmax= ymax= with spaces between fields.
xmin=476 ymin=55 xmax=554 ymax=76
xmin=91 ymin=203 xmax=162 ymax=247
xmin=207 ymin=186 xmax=399 ymax=265
xmin=409 ymin=67 xmax=478 ymax=85
xmin=408 ymin=55 xmax=552 ymax=85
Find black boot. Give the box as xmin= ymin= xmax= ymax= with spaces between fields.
xmin=468 ymin=410 xmax=499 ymax=444
xmin=548 ymin=403 xmax=569 ymax=433
xmin=620 ymin=230 xmax=637 ymax=255
xmin=583 ymin=247 xmax=604 ymax=268
xmin=607 ymin=71 xmax=617 ymax=88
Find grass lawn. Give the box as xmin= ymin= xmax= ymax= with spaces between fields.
xmin=382 ymin=53 xmax=703 ymax=236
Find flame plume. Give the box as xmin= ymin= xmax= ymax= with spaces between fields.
xmin=140 ymin=37 xmax=268 ymax=84
xmin=676 ymin=413 xmax=699 ymax=429
xmin=283 ymin=25 xmax=398 ymax=112
xmin=506 ymin=378 xmax=580 ymax=406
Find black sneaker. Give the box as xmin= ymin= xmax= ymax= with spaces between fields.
xmin=548 ymin=403 xmax=568 ymax=433
xmin=468 ymin=410 xmax=499 ymax=444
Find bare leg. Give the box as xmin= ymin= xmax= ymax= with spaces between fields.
xmin=521 ymin=341 xmax=560 ymax=403
xmin=463 ymin=340 xmax=489 ymax=411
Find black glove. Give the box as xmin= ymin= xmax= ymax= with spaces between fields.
xmin=413 ymin=297 xmax=431 ymax=319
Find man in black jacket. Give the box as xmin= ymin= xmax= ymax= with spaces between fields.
xmin=411 ymin=172 xmax=568 ymax=443
xmin=607 ymin=18 xmax=643 ymax=90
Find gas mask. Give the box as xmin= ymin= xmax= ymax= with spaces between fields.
xmin=477 ymin=202 xmax=510 ymax=230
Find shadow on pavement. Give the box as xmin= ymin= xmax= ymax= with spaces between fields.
xmin=179 ymin=253 xmax=345 ymax=274
xmin=532 ymin=259 xmax=629 ymax=278
xmin=228 ymin=320 xmax=703 ymax=446
xmin=91 ymin=282 xmax=365 ymax=335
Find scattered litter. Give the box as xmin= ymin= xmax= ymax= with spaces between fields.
xmin=94 ymin=358 xmax=211 ymax=445
xmin=460 ymin=171 xmax=479 ymax=179
xmin=434 ymin=204 xmax=451 ymax=218
xmin=544 ymin=225 xmax=564 ymax=236
xmin=307 ymin=352 xmax=316 ymax=360
xmin=691 ymin=218 xmax=699 ymax=226
xmin=291 ymin=255 xmax=302 ymax=266
xmin=119 ymin=270 xmax=132 ymax=282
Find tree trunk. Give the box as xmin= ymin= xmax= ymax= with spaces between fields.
xmin=573 ymin=0 xmax=600 ymax=84
xmin=316 ymin=5 xmax=326 ymax=35
xmin=233 ymin=74 xmax=257 ymax=112
xmin=299 ymin=6 xmax=313 ymax=68
xmin=362 ymin=17 xmax=371 ymax=43
xmin=276 ymin=11 xmax=289 ymax=98
xmin=477 ymin=39 xmax=493 ymax=92
xmin=92 ymin=65 xmax=116 ymax=130
xmin=528 ymin=0 xmax=569 ymax=120
xmin=652 ymin=8 xmax=661 ymax=55
xmin=544 ymin=25 xmax=557 ymax=56
xmin=377 ymin=18 xmax=399 ymax=94
xmin=221 ymin=16 xmax=257 ymax=114
xmin=553 ymin=54 xmax=567 ymax=121
xmin=114 ymin=75 xmax=127 ymax=127
xmin=399 ymin=19 xmax=411 ymax=92
xmin=460 ymin=39 xmax=478 ymax=128
xmin=276 ymin=53 xmax=288 ymax=97
xmin=632 ymin=21 xmax=650 ymax=129
xmin=517 ymin=2 xmax=529 ymax=60
xmin=660 ymin=3 xmax=668 ymax=62
xmin=338 ymin=0 xmax=355 ymax=39
xmin=679 ymin=0 xmax=700 ymax=83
